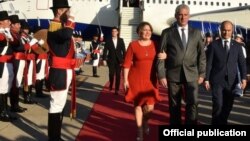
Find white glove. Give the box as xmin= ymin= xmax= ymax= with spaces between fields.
xmin=38 ymin=39 xmax=44 ymax=46
xmin=29 ymin=38 xmax=38 ymax=46
xmin=4 ymin=28 xmax=13 ymax=40
xmin=30 ymin=32 xmax=34 ymax=38
xmin=0 ymin=28 xmax=5 ymax=33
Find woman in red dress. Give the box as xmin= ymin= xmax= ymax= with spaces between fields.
xmin=123 ymin=22 xmax=161 ymax=141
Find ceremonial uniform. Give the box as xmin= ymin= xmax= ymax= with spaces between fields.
xmin=47 ymin=0 xmax=76 ymax=140
xmin=20 ymin=22 xmax=42 ymax=103
xmin=90 ymin=35 xmax=101 ymax=77
xmin=9 ymin=15 xmax=40 ymax=111
xmin=35 ymin=52 xmax=49 ymax=97
xmin=0 ymin=11 xmax=15 ymax=122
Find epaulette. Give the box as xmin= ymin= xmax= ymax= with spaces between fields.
xmin=48 ymin=21 xmax=62 ymax=32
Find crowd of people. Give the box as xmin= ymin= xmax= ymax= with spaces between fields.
xmin=0 ymin=10 xmax=49 ymax=122
xmin=0 ymin=0 xmax=249 ymax=141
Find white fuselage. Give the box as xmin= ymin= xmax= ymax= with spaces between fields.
xmin=1 ymin=0 xmax=249 ymax=36
xmin=0 ymin=0 xmax=119 ymax=27
xmin=142 ymin=0 xmax=250 ymax=35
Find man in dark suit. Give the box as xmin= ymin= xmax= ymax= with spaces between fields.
xmin=157 ymin=4 xmax=206 ymax=124
xmin=204 ymin=20 xmax=247 ymax=125
xmin=103 ymin=27 xmax=126 ymax=95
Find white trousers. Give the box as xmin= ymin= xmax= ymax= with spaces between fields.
xmin=36 ymin=59 xmax=46 ymax=80
xmin=27 ymin=60 xmax=34 ymax=86
xmin=92 ymin=53 xmax=100 ymax=66
xmin=49 ymin=69 xmax=72 ymax=113
xmin=16 ymin=60 xmax=25 ymax=87
xmin=0 ymin=63 xmax=14 ymax=94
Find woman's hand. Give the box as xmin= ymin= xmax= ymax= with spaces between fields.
xmin=124 ymin=80 xmax=130 ymax=92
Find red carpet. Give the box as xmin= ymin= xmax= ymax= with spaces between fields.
xmin=76 ymin=83 xmax=170 ymax=141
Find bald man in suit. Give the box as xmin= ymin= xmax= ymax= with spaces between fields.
xmin=157 ymin=4 xmax=206 ymax=125
xmin=204 ymin=21 xmax=247 ymax=125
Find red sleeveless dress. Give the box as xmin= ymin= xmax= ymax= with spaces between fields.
xmin=123 ymin=40 xmax=161 ymax=106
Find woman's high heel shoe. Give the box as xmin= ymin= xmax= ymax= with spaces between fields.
xmin=143 ymin=121 xmax=150 ymax=135
xmin=136 ymin=128 xmax=143 ymax=141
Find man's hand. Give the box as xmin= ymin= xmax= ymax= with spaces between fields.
xmin=29 ymin=38 xmax=38 ymax=46
xmin=198 ymin=77 xmax=204 ymax=84
xmin=204 ymin=81 xmax=210 ymax=91
xmin=38 ymin=39 xmax=45 ymax=46
xmin=159 ymin=78 xmax=168 ymax=88
xmin=103 ymin=60 xmax=107 ymax=66
xmin=241 ymin=79 xmax=247 ymax=90
xmin=4 ymin=28 xmax=13 ymax=41
xmin=157 ymin=52 xmax=167 ymax=60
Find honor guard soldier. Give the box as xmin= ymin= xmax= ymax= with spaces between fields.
xmin=90 ymin=33 xmax=101 ymax=77
xmin=47 ymin=0 xmax=76 ymax=140
xmin=0 ymin=11 xmax=16 ymax=122
xmin=9 ymin=14 xmax=40 ymax=112
xmin=20 ymin=21 xmax=45 ymax=103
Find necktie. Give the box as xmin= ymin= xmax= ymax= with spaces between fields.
xmin=181 ymin=28 xmax=187 ymax=48
xmin=224 ymin=40 xmax=229 ymax=76
xmin=224 ymin=40 xmax=229 ymax=54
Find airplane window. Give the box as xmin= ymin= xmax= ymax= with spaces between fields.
xmin=170 ymin=0 xmax=173 ymax=4
xmin=216 ymin=2 xmax=219 ymax=6
xmin=164 ymin=0 xmax=167 ymax=4
xmin=153 ymin=0 xmax=155 ymax=3
xmin=199 ymin=1 xmax=202 ymax=5
xmin=211 ymin=2 xmax=213 ymax=6
xmin=188 ymin=1 xmax=190 ymax=5
xmin=193 ymin=1 xmax=196 ymax=5
xmin=159 ymin=0 xmax=161 ymax=4
xmin=245 ymin=3 xmax=248 ymax=6
xmin=176 ymin=1 xmax=179 ymax=4
xmin=147 ymin=0 xmax=149 ymax=3
xmin=239 ymin=3 xmax=242 ymax=6
xmin=182 ymin=1 xmax=184 ymax=4
xmin=228 ymin=2 xmax=231 ymax=6
xmin=222 ymin=2 xmax=225 ymax=6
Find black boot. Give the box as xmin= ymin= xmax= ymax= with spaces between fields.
xmin=10 ymin=87 xmax=27 ymax=113
xmin=0 ymin=94 xmax=17 ymax=122
xmin=23 ymin=86 xmax=37 ymax=104
xmin=48 ymin=113 xmax=63 ymax=141
xmin=35 ymin=80 xmax=48 ymax=98
xmin=92 ymin=66 xmax=99 ymax=77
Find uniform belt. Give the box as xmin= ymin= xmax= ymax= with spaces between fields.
xmin=14 ymin=52 xmax=26 ymax=60
xmin=0 ymin=55 xmax=13 ymax=63
xmin=51 ymin=56 xmax=76 ymax=69
xmin=26 ymin=54 xmax=35 ymax=60
xmin=38 ymin=53 xmax=48 ymax=59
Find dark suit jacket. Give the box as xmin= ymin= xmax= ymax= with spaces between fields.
xmin=157 ymin=26 xmax=206 ymax=82
xmin=205 ymin=39 xmax=247 ymax=85
xmin=103 ymin=37 xmax=126 ymax=64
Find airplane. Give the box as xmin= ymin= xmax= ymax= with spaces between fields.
xmin=0 ymin=0 xmax=120 ymax=40
xmin=142 ymin=0 xmax=250 ymax=40
xmin=0 ymin=0 xmax=249 ymax=41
